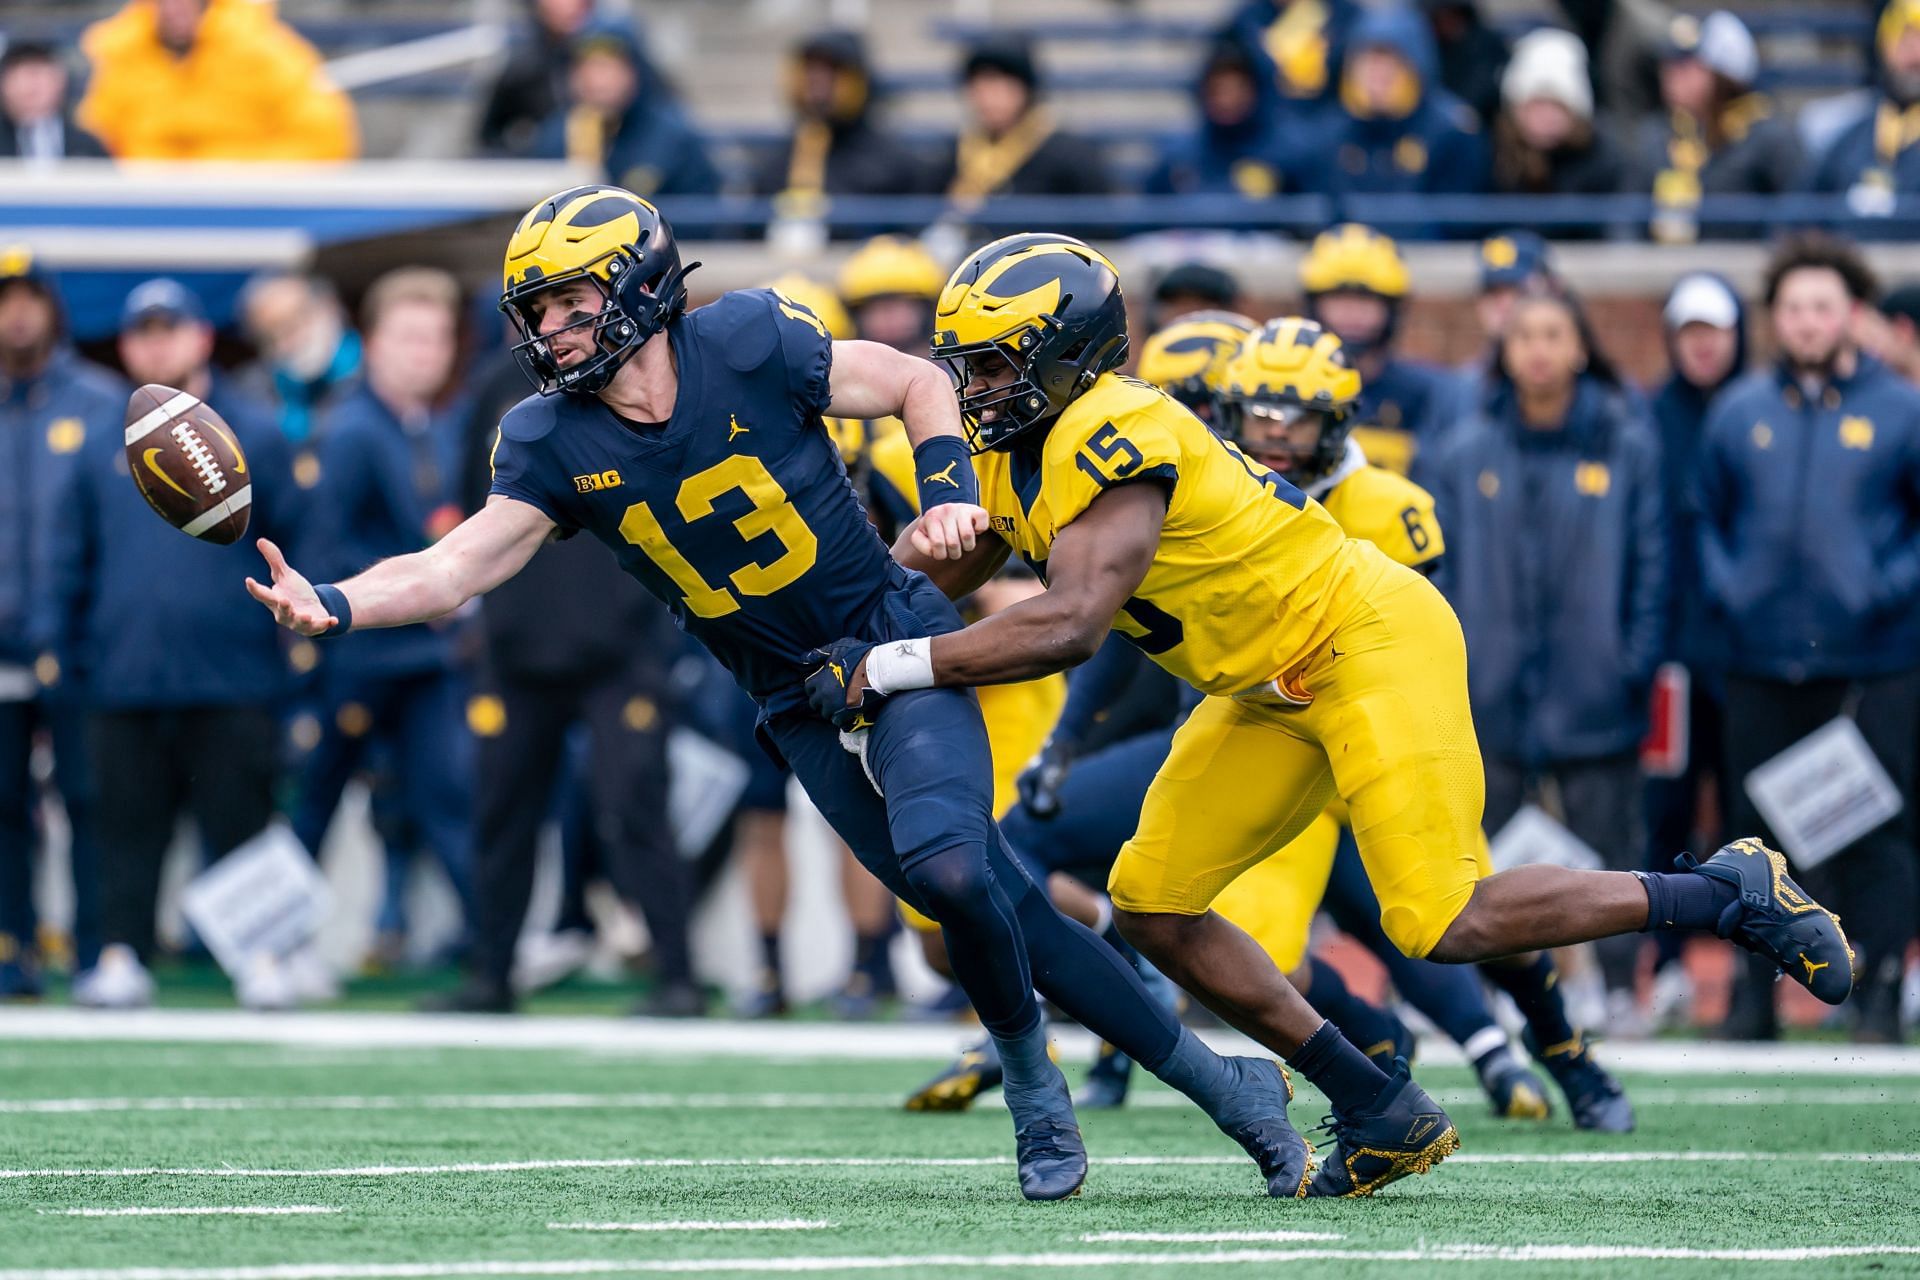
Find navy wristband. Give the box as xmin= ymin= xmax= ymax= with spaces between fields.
xmin=312 ymin=583 xmax=353 ymax=637
xmin=912 ymin=434 xmax=978 ymax=510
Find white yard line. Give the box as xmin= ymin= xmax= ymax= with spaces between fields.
xmin=1081 ymin=1232 xmax=1347 ymax=1243
xmin=35 ymin=1208 xmax=338 ymax=1219
xmin=4 ymin=1245 xmax=1920 ymax=1277
xmin=0 ymin=1094 xmax=901 ymax=1116
xmin=2 ymin=1007 xmax=1916 ymax=1075
xmin=11 ymin=1085 xmax=1919 ymax=1117
xmin=4 ymin=1151 xmax=1916 ymax=1180
xmin=547 ymin=1222 xmax=834 ymax=1233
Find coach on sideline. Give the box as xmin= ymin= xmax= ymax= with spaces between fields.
xmin=44 ymin=279 xmax=301 ymax=1008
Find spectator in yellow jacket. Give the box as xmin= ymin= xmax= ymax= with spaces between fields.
xmin=77 ymin=0 xmax=357 ymax=161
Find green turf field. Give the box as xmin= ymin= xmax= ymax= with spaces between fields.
xmin=2 ymin=1026 xmax=1918 ymax=1278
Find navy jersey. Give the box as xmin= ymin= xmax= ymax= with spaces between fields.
xmin=488 ymin=288 xmax=912 ymax=713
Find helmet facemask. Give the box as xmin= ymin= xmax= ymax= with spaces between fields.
xmin=934 ymin=313 xmax=1127 ymax=453
xmin=1218 ymin=396 xmax=1352 ymax=486
xmin=500 ymin=233 xmax=695 ymax=397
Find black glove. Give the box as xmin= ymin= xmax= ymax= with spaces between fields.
xmin=1015 ymin=738 xmax=1074 ymax=820
xmin=803 ymin=637 xmax=884 ymax=731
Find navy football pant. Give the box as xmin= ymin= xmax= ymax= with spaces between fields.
xmin=0 ymin=698 xmax=101 ymax=971
xmin=765 ymin=687 xmax=1182 ymax=1064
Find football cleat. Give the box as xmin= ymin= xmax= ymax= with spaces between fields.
xmin=1206 ymin=1058 xmax=1315 ymax=1199
xmin=1683 ymin=838 xmax=1856 ymax=1005
xmin=1305 ymin=1057 xmax=1458 ymax=1198
xmin=1075 ymin=1042 xmax=1134 ymax=1110
xmin=1004 ymin=1071 xmax=1088 ymax=1201
xmin=904 ymin=1037 xmax=1003 ymax=1112
xmin=1477 ymin=1047 xmax=1551 ymax=1121
xmin=1524 ymin=1029 xmax=1633 ymax=1132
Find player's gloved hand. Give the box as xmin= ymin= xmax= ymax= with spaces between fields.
xmin=1016 ymin=738 xmax=1074 ymax=820
xmin=804 ymin=637 xmax=884 ymax=731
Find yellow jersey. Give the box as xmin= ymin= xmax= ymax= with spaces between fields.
xmin=1318 ymin=458 xmax=1443 ymax=571
xmin=973 ymin=372 xmax=1383 ymax=696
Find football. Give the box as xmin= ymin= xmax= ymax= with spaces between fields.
xmin=123 ymin=383 xmax=252 ymax=546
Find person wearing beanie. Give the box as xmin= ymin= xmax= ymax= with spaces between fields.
xmin=1297 ymin=5 xmax=1487 ymax=200
xmin=753 ymin=30 xmax=932 ymax=199
xmin=1631 ymin=11 xmax=1801 ymax=241
xmin=1805 ymin=0 xmax=1920 ymax=213
xmin=1490 ymin=27 xmax=1626 ymax=214
xmin=1147 ymin=261 xmax=1243 ymax=331
xmin=938 ymin=37 xmax=1111 ymax=200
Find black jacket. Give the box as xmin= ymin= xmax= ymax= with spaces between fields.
xmin=0 ymin=112 xmax=109 ymax=160
xmin=752 ymin=118 xmax=935 ymax=196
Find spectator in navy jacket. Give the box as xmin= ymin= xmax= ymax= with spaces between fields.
xmin=1697 ymin=234 xmax=1920 ymax=1041
xmin=1805 ymin=0 xmax=1920 ymax=209
xmin=0 ymin=245 xmax=111 ymax=1000
xmin=48 ymin=279 xmax=299 ymax=1007
xmin=1301 ymin=5 xmax=1488 ymax=200
xmin=1144 ymin=42 xmax=1301 ymax=197
xmin=1427 ymin=285 xmax=1668 ymax=1012
xmin=292 ymin=268 xmax=474 ymax=966
xmin=532 ymin=21 xmax=719 ymax=198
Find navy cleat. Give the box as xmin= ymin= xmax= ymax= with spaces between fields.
xmin=1207 ymin=1057 xmax=1315 ymax=1199
xmin=1004 ymin=1072 xmax=1087 ymax=1201
xmin=1305 ymin=1057 xmax=1458 ymax=1198
xmin=1524 ymin=1029 xmax=1633 ymax=1132
xmin=1076 ymin=1042 xmax=1134 ymax=1110
xmin=1684 ymin=838 xmax=1857 ymax=1005
xmin=904 ymin=1037 xmax=1003 ymax=1112
xmin=1476 ymin=1046 xmax=1551 ymax=1121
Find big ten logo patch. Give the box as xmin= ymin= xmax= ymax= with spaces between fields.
xmin=573 ymin=469 xmax=623 ymax=493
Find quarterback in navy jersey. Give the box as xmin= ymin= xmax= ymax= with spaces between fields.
xmin=246 ymin=187 xmax=1313 ymax=1203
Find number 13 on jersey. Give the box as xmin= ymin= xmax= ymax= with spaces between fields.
xmin=618 ymin=455 xmax=819 ymax=617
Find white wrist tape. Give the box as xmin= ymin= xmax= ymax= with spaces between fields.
xmin=865 ymin=637 xmax=935 ymax=696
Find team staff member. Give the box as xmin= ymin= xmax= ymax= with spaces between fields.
xmin=0 ymin=247 xmax=111 ymax=999
xmin=293 ymin=268 xmax=475 ymax=956
xmin=427 ymin=351 xmax=695 ymax=1017
xmin=1699 ymin=235 xmax=1920 ymax=1042
xmin=47 ymin=279 xmax=298 ymax=1008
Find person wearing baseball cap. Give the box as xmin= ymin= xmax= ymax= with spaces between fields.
xmin=50 ymin=279 xmax=295 ymax=1009
xmin=1633 ymin=11 xmax=1800 ymax=242
xmin=1642 ymin=272 xmax=1748 ymax=1035
xmin=1437 ymin=231 xmax=1556 ymax=429
xmin=0 ymin=246 xmax=121 ymax=1001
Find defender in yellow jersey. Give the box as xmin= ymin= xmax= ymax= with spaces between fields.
xmin=813 ymin=234 xmax=1856 ymax=1197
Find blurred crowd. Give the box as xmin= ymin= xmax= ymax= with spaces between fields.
xmin=3 ymin=211 xmax=1919 ymax=1044
xmin=7 ymin=1 xmax=1920 ymax=238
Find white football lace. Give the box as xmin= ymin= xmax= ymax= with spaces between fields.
xmin=171 ymin=423 xmax=227 ymax=494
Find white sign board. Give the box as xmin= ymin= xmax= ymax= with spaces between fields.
xmin=1744 ymin=716 xmax=1902 ymax=870
xmin=668 ymin=727 xmax=750 ymax=858
xmin=178 ymin=823 xmax=332 ymax=979
xmin=1488 ymin=804 xmax=1605 ymax=874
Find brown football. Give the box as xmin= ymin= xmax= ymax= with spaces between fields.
xmin=124 ymin=383 xmax=252 ymax=546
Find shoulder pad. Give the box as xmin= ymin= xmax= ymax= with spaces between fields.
xmin=688 ymin=288 xmax=783 ymax=375
xmin=499 ymin=392 xmax=564 ymax=444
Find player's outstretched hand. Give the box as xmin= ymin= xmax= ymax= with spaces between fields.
xmin=1015 ymin=739 xmax=1074 ymax=820
xmin=911 ymin=502 xmax=990 ymax=561
xmin=245 ymin=538 xmax=338 ymax=637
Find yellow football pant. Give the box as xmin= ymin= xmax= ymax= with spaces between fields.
xmin=1109 ymin=561 xmax=1490 ymax=960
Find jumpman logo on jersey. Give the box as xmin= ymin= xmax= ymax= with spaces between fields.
xmin=924 ymin=460 xmax=961 ymax=488
xmin=728 ymin=414 xmax=749 ymax=443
